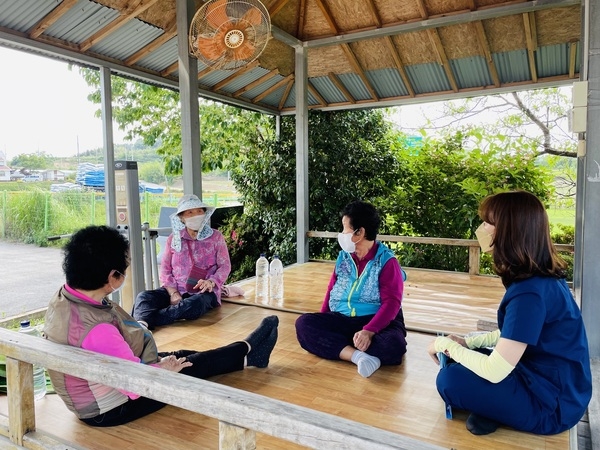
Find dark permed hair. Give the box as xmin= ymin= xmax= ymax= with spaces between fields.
xmin=341 ymin=200 xmax=381 ymax=241
xmin=62 ymin=225 xmax=129 ymax=290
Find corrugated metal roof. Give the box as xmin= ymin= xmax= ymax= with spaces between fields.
xmin=536 ymin=43 xmax=579 ymax=78
xmin=310 ymin=76 xmax=348 ymax=103
xmin=365 ymin=69 xmax=409 ymax=98
xmin=450 ymin=56 xmax=493 ymax=89
xmin=45 ymin=1 xmax=117 ymax=44
xmin=240 ymin=74 xmax=284 ymax=101
xmin=337 ymin=73 xmax=374 ymax=101
xmin=493 ymin=50 xmax=531 ymax=84
xmin=90 ymin=20 xmax=164 ymax=61
xmin=218 ymin=67 xmax=271 ymax=94
xmin=0 ymin=0 xmax=582 ymax=113
xmin=136 ymin=38 xmax=178 ymax=72
xmin=406 ymin=63 xmax=452 ymax=94
xmin=0 ymin=0 xmax=59 ymax=31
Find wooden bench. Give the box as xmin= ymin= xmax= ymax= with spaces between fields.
xmin=0 ymin=320 xmax=442 ymax=450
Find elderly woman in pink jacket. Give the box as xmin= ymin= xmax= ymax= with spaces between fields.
xmin=132 ymin=194 xmax=231 ymax=329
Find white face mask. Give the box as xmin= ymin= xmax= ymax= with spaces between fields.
xmin=184 ymin=215 xmax=206 ymax=231
xmin=110 ymin=271 xmax=127 ymax=293
xmin=475 ymin=223 xmax=493 ymax=253
xmin=337 ymin=232 xmax=356 ymax=253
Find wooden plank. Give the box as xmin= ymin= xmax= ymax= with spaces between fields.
xmin=6 ymin=358 xmax=35 ymax=446
xmin=0 ymin=327 xmax=444 ymax=450
xmin=227 ymin=262 xmax=505 ymax=335
xmin=0 ymin=305 xmax=569 ymax=450
xmin=219 ymin=421 xmax=256 ymax=449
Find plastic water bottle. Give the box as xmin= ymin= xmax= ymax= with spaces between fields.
xmin=19 ymin=320 xmax=47 ymax=401
xmin=269 ymin=255 xmax=284 ymax=301
xmin=255 ymin=253 xmax=269 ymax=300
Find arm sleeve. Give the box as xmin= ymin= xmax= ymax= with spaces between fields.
xmin=465 ymin=329 xmax=501 ymax=349
xmin=160 ymin=234 xmax=177 ymax=288
xmin=82 ymin=323 xmax=143 ymax=399
xmin=363 ymin=258 xmax=403 ymax=333
xmin=209 ymin=232 xmax=231 ymax=287
xmin=320 ymin=271 xmax=337 ymax=312
xmin=434 ymin=336 xmax=514 ymax=383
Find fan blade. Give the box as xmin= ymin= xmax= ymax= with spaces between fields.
xmin=240 ymin=7 xmax=263 ymax=26
xmin=196 ymin=35 xmax=228 ymax=61
xmin=232 ymin=41 xmax=256 ymax=61
xmin=205 ymin=0 xmax=230 ymax=29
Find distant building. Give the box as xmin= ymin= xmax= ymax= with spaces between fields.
xmin=43 ymin=169 xmax=65 ymax=181
xmin=0 ymin=151 xmax=10 ymax=182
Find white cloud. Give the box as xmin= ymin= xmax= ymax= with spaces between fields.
xmin=0 ymin=46 xmax=125 ymax=159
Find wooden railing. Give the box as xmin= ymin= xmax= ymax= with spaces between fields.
xmin=307 ymin=231 xmax=575 ymax=275
xmin=0 ymin=327 xmax=443 ymax=450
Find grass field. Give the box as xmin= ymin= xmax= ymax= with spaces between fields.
xmin=547 ymin=208 xmax=575 ymax=227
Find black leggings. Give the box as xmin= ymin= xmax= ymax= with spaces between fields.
xmin=81 ymin=342 xmax=249 ymax=427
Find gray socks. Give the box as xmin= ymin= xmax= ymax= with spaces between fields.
xmin=350 ymin=350 xmax=381 ymax=378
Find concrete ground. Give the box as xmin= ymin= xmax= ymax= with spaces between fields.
xmin=0 ymin=240 xmax=64 ymax=319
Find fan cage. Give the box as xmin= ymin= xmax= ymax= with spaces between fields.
xmin=189 ymin=0 xmax=271 ymax=71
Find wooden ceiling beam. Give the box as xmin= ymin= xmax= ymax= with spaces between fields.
xmin=268 ymin=0 xmax=292 ymax=17
xmin=415 ymin=0 xmax=458 ymax=93
xmin=569 ymin=41 xmax=578 ymax=78
xmin=365 ymin=0 xmax=383 ymax=28
xmin=473 ymin=22 xmax=500 ymax=87
xmin=79 ymin=0 xmax=159 ymax=52
xmin=384 ymin=37 xmax=415 ymax=97
xmin=340 ymin=43 xmax=378 ymax=101
xmin=161 ymin=61 xmax=179 ymax=77
xmin=198 ymin=65 xmax=215 ymax=80
xmin=328 ymin=72 xmax=356 ymax=104
xmin=233 ymin=70 xmax=280 ymax=97
xmin=314 ymin=0 xmax=339 ymax=34
xmin=278 ymin=78 xmax=295 ymax=110
xmin=125 ymin=23 xmax=176 ymax=66
xmin=253 ymin=74 xmax=294 ymax=103
xmin=427 ymin=30 xmax=459 ymax=92
xmin=29 ymin=0 xmax=79 ymax=39
xmin=308 ymin=81 xmax=328 ymax=107
xmin=212 ymin=60 xmax=260 ymax=91
xmin=523 ymin=11 xmax=538 ymax=82
xmin=297 ymin=0 xmax=307 ymax=39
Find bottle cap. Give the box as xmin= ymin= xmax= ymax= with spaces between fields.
xmin=20 ymin=320 xmax=31 ymax=328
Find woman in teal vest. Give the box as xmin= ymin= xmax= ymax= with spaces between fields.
xmin=295 ymin=200 xmax=407 ymax=378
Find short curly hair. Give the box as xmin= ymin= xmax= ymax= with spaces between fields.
xmin=62 ymin=225 xmax=129 ymax=290
xmin=341 ymin=200 xmax=381 ymax=241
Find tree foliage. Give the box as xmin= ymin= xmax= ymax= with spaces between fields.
xmin=9 ymin=152 xmax=51 ymax=170
xmin=418 ymin=88 xmax=576 ymax=159
xmin=223 ymin=109 xmax=399 ymax=280
xmin=79 ymin=68 xmax=273 ymax=174
xmin=388 ymin=130 xmax=554 ymax=271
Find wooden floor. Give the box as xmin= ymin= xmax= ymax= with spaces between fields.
xmin=0 ymin=263 xmax=569 ymax=450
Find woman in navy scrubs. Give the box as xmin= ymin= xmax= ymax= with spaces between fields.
xmin=428 ymin=191 xmax=592 ymax=435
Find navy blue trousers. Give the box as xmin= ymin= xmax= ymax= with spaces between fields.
xmin=132 ymin=287 xmax=219 ymax=329
xmin=295 ymin=310 xmax=407 ymax=365
xmin=436 ymin=361 xmax=559 ymax=434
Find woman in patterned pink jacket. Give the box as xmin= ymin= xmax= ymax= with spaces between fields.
xmin=132 ymin=194 xmax=231 ymax=329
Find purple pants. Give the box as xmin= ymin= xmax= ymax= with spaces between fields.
xmin=295 ymin=310 xmax=407 ymax=365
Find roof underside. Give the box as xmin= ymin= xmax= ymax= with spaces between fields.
xmin=0 ymin=0 xmax=582 ymax=115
